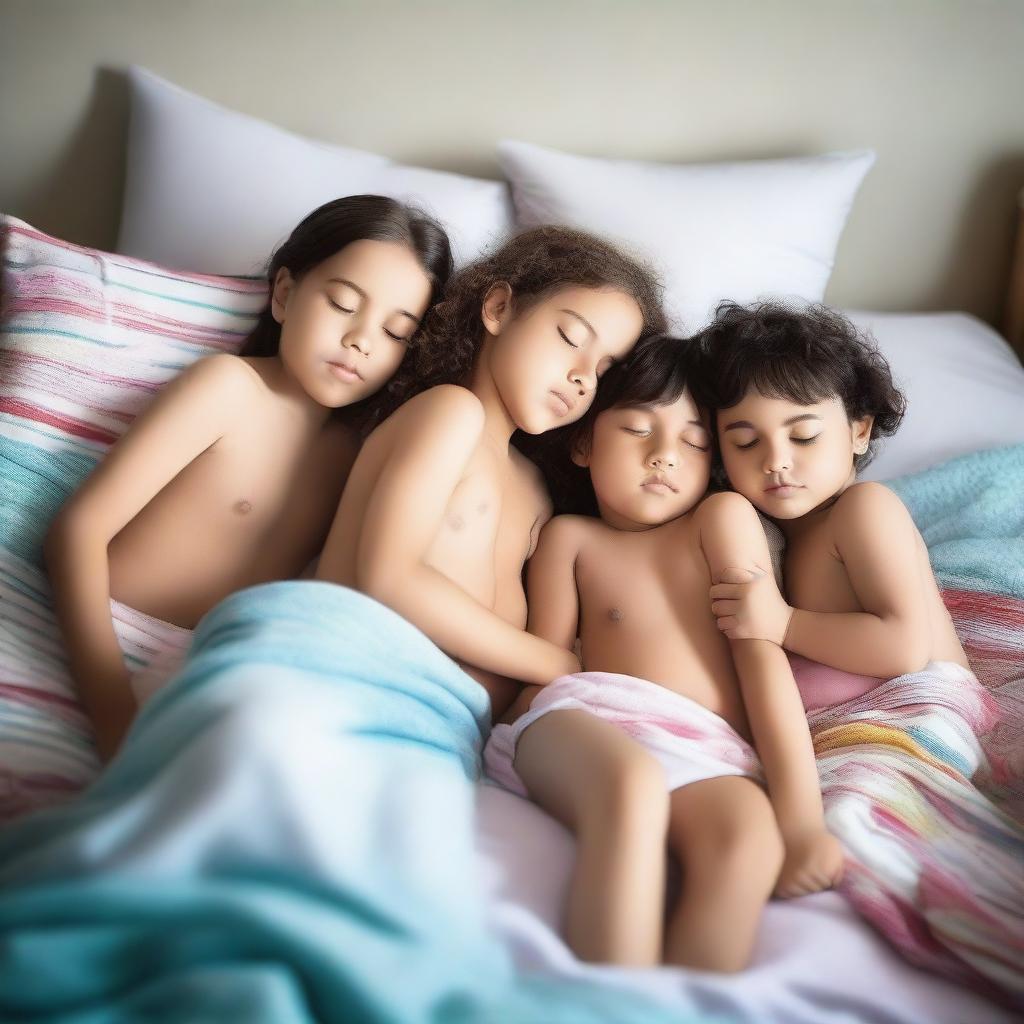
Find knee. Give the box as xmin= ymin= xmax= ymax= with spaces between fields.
xmin=580 ymin=751 xmax=669 ymax=836
xmin=687 ymin=792 xmax=784 ymax=881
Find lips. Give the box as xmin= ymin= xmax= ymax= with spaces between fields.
xmin=327 ymin=359 xmax=362 ymax=382
xmin=765 ymin=482 xmax=803 ymax=497
xmin=641 ymin=474 xmax=678 ymax=494
xmin=548 ymin=390 xmax=575 ymax=416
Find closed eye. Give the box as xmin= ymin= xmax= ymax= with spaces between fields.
xmin=623 ymin=427 xmax=650 ymax=437
xmin=558 ymin=328 xmax=580 ymax=349
xmin=685 ymin=440 xmax=710 ymax=452
xmin=328 ymin=298 xmax=355 ymax=314
xmin=383 ymin=328 xmax=411 ymax=343
xmin=793 ymin=436 xmax=819 ymax=445
xmin=735 ymin=439 xmax=758 ymax=450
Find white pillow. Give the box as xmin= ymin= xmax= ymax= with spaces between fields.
xmin=118 ymin=67 xmax=514 ymax=274
xmin=498 ymin=140 xmax=875 ymax=334
xmin=846 ymin=310 xmax=1024 ymax=481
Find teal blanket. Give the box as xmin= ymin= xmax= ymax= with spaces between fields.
xmin=889 ymin=442 xmax=1024 ymax=599
xmin=0 ymin=582 xmax=691 ymax=1023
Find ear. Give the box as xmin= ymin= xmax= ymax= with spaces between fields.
xmin=570 ymin=433 xmax=591 ymax=468
xmin=851 ymin=415 xmax=873 ymax=455
xmin=271 ymin=268 xmax=295 ymax=325
xmin=481 ymin=282 xmax=513 ymax=337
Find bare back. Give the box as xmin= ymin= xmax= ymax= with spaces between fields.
xmin=107 ymin=357 xmax=359 ymax=627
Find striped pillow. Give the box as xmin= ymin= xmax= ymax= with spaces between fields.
xmin=0 ymin=215 xmax=266 ymax=815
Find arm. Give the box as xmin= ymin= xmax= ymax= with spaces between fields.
xmin=697 ymin=492 xmax=842 ymax=896
xmin=526 ymin=516 xmax=583 ymax=652
xmin=343 ymin=386 xmax=579 ymax=685
xmin=713 ymin=484 xmax=931 ymax=678
xmin=44 ymin=355 xmax=249 ymax=760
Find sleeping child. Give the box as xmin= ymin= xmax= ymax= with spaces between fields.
xmin=485 ymin=335 xmax=843 ymax=973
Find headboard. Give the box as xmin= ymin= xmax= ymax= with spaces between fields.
xmin=1 ymin=0 xmax=1022 ymax=334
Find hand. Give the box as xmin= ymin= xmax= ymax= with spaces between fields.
xmin=774 ymin=829 xmax=845 ymax=898
xmin=710 ymin=566 xmax=794 ymax=645
xmin=553 ymin=647 xmax=582 ymax=680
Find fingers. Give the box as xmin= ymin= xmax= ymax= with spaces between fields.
xmin=708 ymin=583 xmax=741 ymax=600
xmin=710 ymin=599 xmax=738 ymax=616
xmin=774 ymin=869 xmax=838 ymax=899
xmin=715 ymin=615 xmax=739 ymax=634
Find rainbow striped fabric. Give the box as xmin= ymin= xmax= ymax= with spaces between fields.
xmin=0 ymin=215 xmax=264 ymax=812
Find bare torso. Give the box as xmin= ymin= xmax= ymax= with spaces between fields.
xmin=506 ymin=512 xmax=752 ymax=738
xmin=785 ymin=487 xmax=969 ymax=670
xmin=314 ymin=393 xmax=550 ymax=718
xmin=107 ymin=358 xmax=359 ymax=628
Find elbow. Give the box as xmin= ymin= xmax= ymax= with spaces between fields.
xmin=887 ymin=627 xmax=931 ymax=677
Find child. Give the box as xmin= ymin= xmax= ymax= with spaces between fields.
xmin=692 ymin=301 xmax=970 ymax=702
xmin=484 ymin=336 xmax=843 ymax=973
xmin=44 ymin=195 xmax=454 ymax=761
xmin=314 ymin=226 xmax=665 ymax=720
xmin=692 ymin=303 xmax=1024 ymax=1002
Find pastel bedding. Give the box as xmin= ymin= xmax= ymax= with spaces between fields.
xmin=2 ymin=215 xmax=1023 ymax=1020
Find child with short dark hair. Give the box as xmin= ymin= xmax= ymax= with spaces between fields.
xmin=691 ymin=300 xmax=969 ymax=696
xmin=485 ymin=335 xmax=842 ymax=973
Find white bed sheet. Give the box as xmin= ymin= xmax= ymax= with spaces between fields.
xmin=474 ymin=784 xmax=1013 ymax=1023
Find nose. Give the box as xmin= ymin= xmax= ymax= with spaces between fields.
xmin=648 ymin=445 xmax=678 ymax=470
xmin=762 ymin=440 xmax=792 ymax=475
xmin=343 ymin=328 xmax=371 ymax=356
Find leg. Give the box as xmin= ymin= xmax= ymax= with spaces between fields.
xmin=514 ymin=709 xmax=670 ymax=967
xmin=664 ymin=775 xmax=784 ymax=972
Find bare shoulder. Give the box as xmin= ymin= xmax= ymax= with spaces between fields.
xmin=831 ymin=481 xmax=913 ymax=531
xmin=189 ymin=352 xmax=265 ymax=393
xmin=392 ymin=384 xmax=485 ymax=432
xmin=693 ymin=490 xmax=762 ymax=535
xmin=535 ymin=513 xmax=592 ymax=558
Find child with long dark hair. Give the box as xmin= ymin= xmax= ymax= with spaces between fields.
xmin=45 ymin=195 xmax=453 ymax=760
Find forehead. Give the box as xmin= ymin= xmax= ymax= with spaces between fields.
xmin=718 ymin=387 xmax=844 ymax=425
xmin=606 ymin=389 xmax=705 ymax=425
xmin=313 ymin=239 xmax=429 ymax=290
xmin=536 ymin=285 xmax=642 ymax=340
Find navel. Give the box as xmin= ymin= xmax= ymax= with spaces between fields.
xmin=233 ymin=499 xmax=254 ymax=516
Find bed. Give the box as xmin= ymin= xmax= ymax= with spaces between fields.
xmin=1 ymin=62 xmax=1023 ymax=1024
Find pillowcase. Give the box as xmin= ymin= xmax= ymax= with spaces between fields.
xmin=0 ymin=215 xmax=263 ymax=815
xmin=848 ymin=310 xmax=1024 ymax=481
xmin=498 ymin=140 xmax=875 ymax=334
xmin=118 ymin=66 xmax=514 ymax=274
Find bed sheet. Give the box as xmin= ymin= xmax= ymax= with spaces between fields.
xmin=475 ymin=784 xmax=1015 ymax=1023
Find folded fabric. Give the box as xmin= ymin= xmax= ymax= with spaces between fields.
xmin=485 ymin=670 xmax=761 ymax=797
xmin=0 ymin=581 xmax=692 ymax=1024
xmin=811 ymin=660 xmax=1024 ymax=1007
xmin=889 ymin=442 xmax=1024 ymax=599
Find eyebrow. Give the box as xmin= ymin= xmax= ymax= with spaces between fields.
xmin=559 ymin=309 xmax=597 ymax=337
xmin=722 ymin=413 xmax=823 ymax=432
xmin=327 ymin=278 xmax=421 ymax=324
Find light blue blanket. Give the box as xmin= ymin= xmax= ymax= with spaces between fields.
xmin=0 ymin=581 xmax=692 ymax=1023
xmin=888 ymin=442 xmax=1024 ymax=600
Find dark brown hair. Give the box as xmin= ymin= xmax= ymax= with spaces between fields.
xmin=239 ymin=194 xmax=454 ymax=434
xmin=398 ymin=224 xmax=667 ymax=406
xmin=690 ymin=300 xmax=906 ymax=472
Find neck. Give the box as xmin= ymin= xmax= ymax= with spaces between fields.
xmin=774 ymin=467 xmax=857 ymax=540
xmin=465 ymin=341 xmax=517 ymax=452
xmin=263 ymin=356 xmax=334 ymax=429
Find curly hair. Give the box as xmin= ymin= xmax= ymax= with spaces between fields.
xmin=690 ymin=300 xmax=906 ymax=472
xmin=379 ymin=224 xmax=667 ymax=427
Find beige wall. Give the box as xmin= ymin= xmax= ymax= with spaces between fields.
xmin=1 ymin=0 xmax=1022 ymax=325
